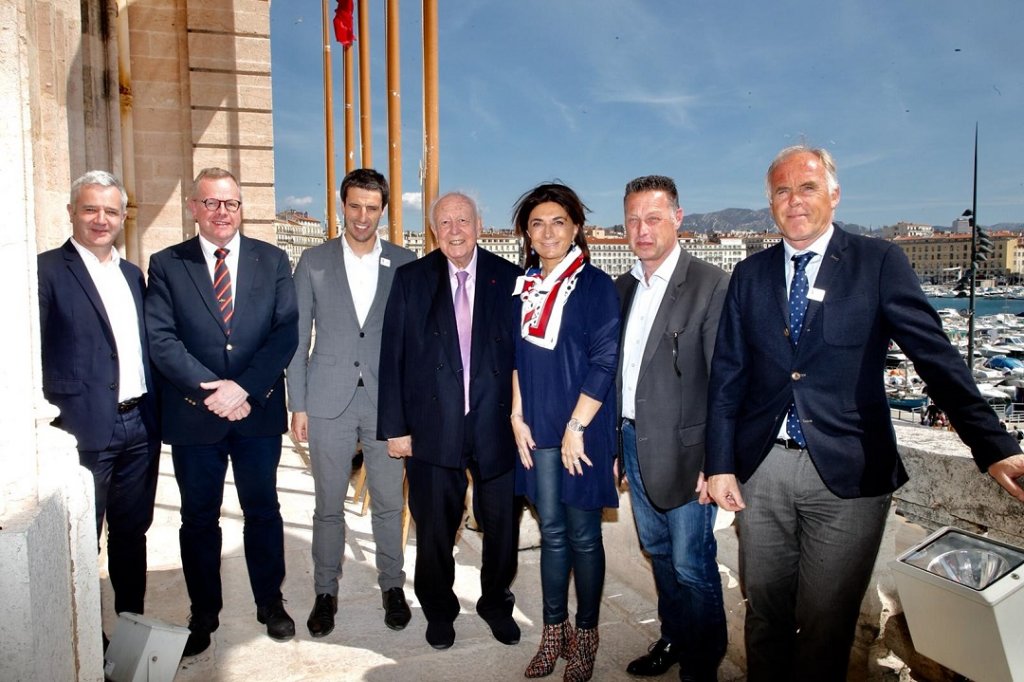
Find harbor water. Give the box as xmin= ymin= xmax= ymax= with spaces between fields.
xmin=927 ymin=297 xmax=1024 ymax=316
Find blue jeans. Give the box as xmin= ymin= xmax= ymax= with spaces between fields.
xmin=532 ymin=448 xmax=604 ymax=629
xmin=622 ymin=421 xmax=727 ymax=675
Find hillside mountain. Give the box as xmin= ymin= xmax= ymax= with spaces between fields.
xmin=681 ymin=208 xmax=870 ymax=234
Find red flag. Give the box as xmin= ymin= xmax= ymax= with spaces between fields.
xmin=333 ymin=0 xmax=355 ymax=47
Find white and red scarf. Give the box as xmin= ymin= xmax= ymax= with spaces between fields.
xmin=513 ymin=246 xmax=586 ymax=350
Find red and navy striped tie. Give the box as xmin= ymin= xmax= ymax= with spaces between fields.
xmin=214 ymin=247 xmax=233 ymax=333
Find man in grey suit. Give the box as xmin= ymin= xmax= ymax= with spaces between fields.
xmin=287 ymin=168 xmax=416 ymax=637
xmin=616 ymin=176 xmax=729 ymax=682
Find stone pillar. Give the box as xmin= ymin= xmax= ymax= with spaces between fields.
xmin=0 ymin=1 xmax=102 ymax=679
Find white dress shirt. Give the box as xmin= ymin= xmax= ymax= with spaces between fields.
xmin=342 ymin=234 xmax=382 ymax=328
xmin=70 ymin=238 xmax=147 ymax=402
xmin=198 ymin=231 xmax=241 ymax=302
xmin=620 ymin=243 xmax=683 ymax=419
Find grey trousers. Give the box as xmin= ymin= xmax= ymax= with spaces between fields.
xmin=737 ymin=443 xmax=891 ymax=682
xmin=308 ymin=387 xmax=406 ymax=595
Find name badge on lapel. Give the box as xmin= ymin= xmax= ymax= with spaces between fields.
xmin=807 ymin=287 xmax=826 ymax=302
xmin=381 ymin=257 xmax=391 ymax=268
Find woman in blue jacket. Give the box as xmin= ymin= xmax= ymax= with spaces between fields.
xmin=510 ymin=183 xmax=620 ymax=682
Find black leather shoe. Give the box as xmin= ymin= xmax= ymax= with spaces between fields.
xmin=307 ymin=593 xmax=337 ymax=638
xmin=182 ymin=612 xmax=219 ymax=657
xmin=425 ymin=620 xmax=455 ymax=649
xmin=627 ymin=639 xmax=680 ymax=676
xmin=382 ymin=587 xmax=412 ymax=631
xmin=257 ymin=600 xmax=296 ymax=641
xmin=483 ymin=614 xmax=521 ymax=645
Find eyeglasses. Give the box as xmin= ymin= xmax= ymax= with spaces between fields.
xmin=199 ymin=198 xmax=242 ymax=212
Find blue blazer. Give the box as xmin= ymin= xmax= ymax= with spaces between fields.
xmin=145 ymin=235 xmax=298 ymax=446
xmin=706 ymin=226 xmax=1019 ymax=498
xmin=38 ymin=240 xmax=158 ymax=451
xmin=377 ymin=248 xmax=522 ymax=481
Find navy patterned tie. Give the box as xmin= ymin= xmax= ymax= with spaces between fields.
xmin=214 ymin=248 xmax=233 ymax=334
xmin=786 ymin=252 xmax=814 ymax=446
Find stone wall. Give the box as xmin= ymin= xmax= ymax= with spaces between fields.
xmin=30 ymin=0 xmax=277 ymax=270
xmin=1 ymin=1 xmax=275 ymax=678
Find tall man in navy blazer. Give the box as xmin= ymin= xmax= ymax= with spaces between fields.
xmin=706 ymin=146 xmax=1024 ymax=680
xmin=39 ymin=170 xmax=160 ymax=622
xmin=146 ymin=167 xmax=299 ymax=656
xmin=378 ymin=192 xmax=522 ymax=650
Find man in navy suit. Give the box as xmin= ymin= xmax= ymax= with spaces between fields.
xmin=39 ymin=170 xmax=161 ymax=625
xmin=146 ymin=167 xmax=298 ymax=656
xmin=706 ymin=146 xmax=1024 ymax=680
xmin=378 ymin=192 xmax=522 ymax=650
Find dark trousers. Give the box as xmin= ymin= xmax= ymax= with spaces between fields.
xmin=172 ymin=433 xmax=285 ymax=616
xmin=406 ymin=456 xmax=518 ymax=624
xmin=78 ymin=406 xmax=160 ymax=615
xmin=738 ymin=444 xmax=891 ymax=681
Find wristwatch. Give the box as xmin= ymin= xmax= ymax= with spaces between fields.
xmin=567 ymin=418 xmax=586 ymax=434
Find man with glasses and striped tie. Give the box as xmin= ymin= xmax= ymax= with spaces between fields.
xmin=146 ymin=167 xmax=298 ymax=656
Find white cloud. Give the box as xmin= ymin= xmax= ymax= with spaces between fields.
xmin=402 ymin=192 xmax=422 ymax=210
xmin=284 ymin=195 xmax=313 ymax=207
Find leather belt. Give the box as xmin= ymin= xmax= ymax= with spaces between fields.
xmin=117 ymin=395 xmax=144 ymax=413
xmin=622 ymin=417 xmax=635 ymax=428
xmin=775 ymin=437 xmax=805 ymax=451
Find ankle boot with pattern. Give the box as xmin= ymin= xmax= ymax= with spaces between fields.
xmin=524 ymin=620 xmax=569 ymax=678
xmin=563 ymin=626 xmax=598 ymax=682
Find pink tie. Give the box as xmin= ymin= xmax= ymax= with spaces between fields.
xmin=455 ymin=270 xmax=471 ymax=413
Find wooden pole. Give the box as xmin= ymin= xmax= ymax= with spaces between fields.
xmin=358 ymin=0 xmax=372 ymax=168
xmin=344 ymin=45 xmax=356 ymax=173
xmin=422 ymin=0 xmax=439 ymax=253
xmin=321 ymin=0 xmax=338 ymax=238
xmin=386 ymin=0 xmax=403 ymax=246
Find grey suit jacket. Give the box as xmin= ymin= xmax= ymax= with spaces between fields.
xmin=615 ymin=249 xmax=730 ymax=510
xmin=287 ymin=237 xmax=416 ymax=418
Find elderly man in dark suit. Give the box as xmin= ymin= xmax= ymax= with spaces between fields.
xmin=707 ymin=145 xmax=1024 ymax=680
xmin=378 ymin=191 xmax=522 ymax=650
xmin=146 ymin=167 xmax=298 ymax=656
xmin=615 ymin=175 xmax=729 ymax=682
xmin=288 ymin=168 xmax=416 ymax=637
xmin=38 ymin=170 xmax=161 ymax=627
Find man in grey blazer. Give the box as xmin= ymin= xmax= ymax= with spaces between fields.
xmin=287 ymin=169 xmax=416 ymax=637
xmin=615 ymin=176 xmax=729 ymax=682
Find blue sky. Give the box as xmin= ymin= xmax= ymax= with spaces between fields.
xmin=270 ymin=1 xmax=1024 ymax=231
